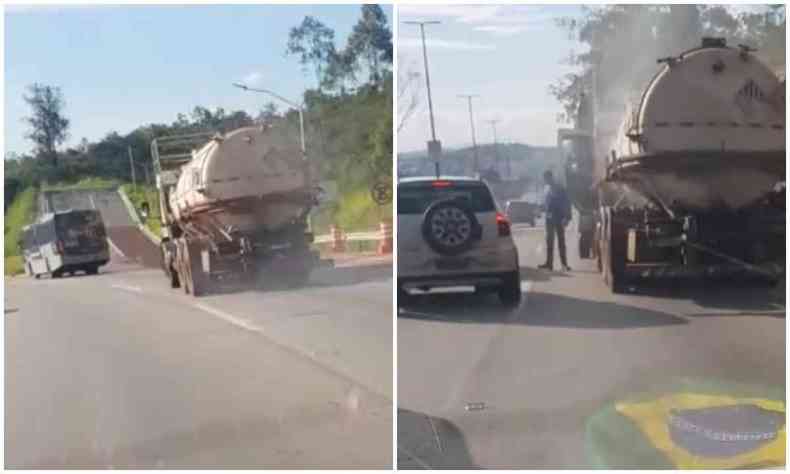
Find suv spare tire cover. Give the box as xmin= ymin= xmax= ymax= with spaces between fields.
xmin=421 ymin=198 xmax=482 ymax=256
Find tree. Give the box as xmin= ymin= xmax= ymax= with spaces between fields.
xmin=23 ymin=83 xmax=70 ymax=165
xmin=551 ymin=5 xmax=786 ymax=125
xmin=286 ymin=16 xmax=337 ymax=90
xmin=256 ymin=101 xmax=280 ymax=124
xmin=344 ymin=4 xmax=393 ymax=85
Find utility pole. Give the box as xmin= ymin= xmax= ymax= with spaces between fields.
xmin=143 ymin=162 xmax=151 ymax=186
xmin=127 ymin=146 xmax=136 ymax=187
xmin=232 ymin=83 xmax=306 ymax=159
xmin=404 ymin=20 xmax=442 ymax=177
xmin=486 ymin=119 xmax=501 ymax=177
xmin=458 ymin=94 xmax=480 ymax=177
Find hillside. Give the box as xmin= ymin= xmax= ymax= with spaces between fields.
xmin=397 ymin=142 xmax=561 ymax=183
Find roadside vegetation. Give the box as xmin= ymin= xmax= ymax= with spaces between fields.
xmin=4 ymin=187 xmax=37 ymax=276
xmin=120 ymin=184 xmax=162 ymax=237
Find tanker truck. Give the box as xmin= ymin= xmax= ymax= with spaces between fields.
xmin=151 ymin=125 xmax=323 ymax=296
xmin=559 ymin=37 xmax=785 ymax=292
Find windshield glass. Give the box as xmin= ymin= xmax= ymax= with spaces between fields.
xmin=55 ymin=211 xmax=107 ymax=252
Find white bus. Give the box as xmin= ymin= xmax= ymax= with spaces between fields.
xmin=21 ymin=209 xmax=110 ymax=279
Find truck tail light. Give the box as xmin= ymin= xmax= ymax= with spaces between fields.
xmin=496 ymin=212 xmax=511 ymax=237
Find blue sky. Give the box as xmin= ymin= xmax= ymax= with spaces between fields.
xmin=398 ymin=4 xmax=584 ymax=152
xmin=4 ymin=4 xmax=392 ymax=155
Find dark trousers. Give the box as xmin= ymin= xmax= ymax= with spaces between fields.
xmin=545 ymin=219 xmax=568 ymax=268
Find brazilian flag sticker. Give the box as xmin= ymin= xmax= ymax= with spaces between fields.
xmin=586 ymin=379 xmax=785 ymax=469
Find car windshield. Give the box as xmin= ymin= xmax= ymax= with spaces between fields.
xmin=398 ymin=183 xmax=496 ymax=214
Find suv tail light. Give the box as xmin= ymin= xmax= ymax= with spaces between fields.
xmin=496 ymin=212 xmax=511 ymax=237
xmin=431 ymin=180 xmax=452 ymax=188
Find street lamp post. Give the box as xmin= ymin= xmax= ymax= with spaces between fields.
xmin=403 ymin=20 xmax=441 ymax=177
xmin=458 ymin=94 xmax=479 ymax=177
xmin=232 ymin=83 xmax=306 ymax=159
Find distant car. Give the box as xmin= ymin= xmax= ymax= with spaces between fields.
xmin=505 ymin=200 xmax=539 ymax=226
xmin=397 ymin=177 xmax=522 ymax=307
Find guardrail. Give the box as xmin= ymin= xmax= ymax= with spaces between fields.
xmin=314 ymin=231 xmax=381 ymax=243
xmin=315 ymin=223 xmax=392 ymax=254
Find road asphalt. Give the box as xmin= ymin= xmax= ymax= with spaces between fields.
xmin=6 ymin=253 xmax=393 ymax=468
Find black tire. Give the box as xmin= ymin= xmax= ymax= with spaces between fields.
xmin=421 ymin=198 xmax=482 ymax=256
xmin=177 ymin=241 xmax=191 ymax=295
xmin=185 ymin=241 xmax=208 ymax=297
xmin=579 ymin=230 xmax=593 ymax=259
xmin=86 ymin=266 xmax=99 ymax=275
xmin=52 ymin=270 xmax=63 ymax=279
xmin=498 ymin=271 xmax=522 ymax=307
xmin=602 ymin=208 xmax=627 ymax=293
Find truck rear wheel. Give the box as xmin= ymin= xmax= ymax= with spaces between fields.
xmin=579 ymin=230 xmax=593 ymax=259
xmin=602 ymin=207 xmax=627 ymax=293
xmin=162 ymin=242 xmax=180 ymax=288
xmin=184 ymin=241 xmax=208 ymax=297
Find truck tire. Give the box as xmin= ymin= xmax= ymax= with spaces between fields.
xmin=579 ymin=230 xmax=593 ymax=259
xmin=176 ymin=240 xmax=191 ymax=295
xmin=161 ymin=242 xmax=180 ymax=288
xmin=602 ymin=207 xmax=626 ymax=293
xmin=86 ymin=265 xmax=99 ymax=275
xmin=421 ymin=198 xmax=481 ymax=256
xmin=184 ymin=241 xmax=208 ymax=297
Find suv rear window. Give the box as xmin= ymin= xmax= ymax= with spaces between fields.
xmin=398 ymin=182 xmax=496 ymax=215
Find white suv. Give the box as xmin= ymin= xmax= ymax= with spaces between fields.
xmin=397 ymin=177 xmax=522 ymax=307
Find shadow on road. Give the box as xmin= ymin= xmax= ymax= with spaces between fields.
xmin=398 ymin=408 xmax=478 ymax=469
xmin=309 ymin=263 xmax=392 ymax=288
xmin=623 ymin=279 xmax=785 ymax=315
xmin=519 ymin=266 xmax=571 ymax=283
xmin=399 ymin=291 xmax=687 ymax=329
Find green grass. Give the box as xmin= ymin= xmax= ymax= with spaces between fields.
xmin=120 ymin=184 xmax=162 ymax=237
xmin=5 ymin=256 xmax=25 ymax=276
xmin=4 ymin=187 xmax=37 ymax=259
xmin=42 ymin=176 xmax=121 ymax=191
xmin=333 ymin=188 xmax=392 ymax=232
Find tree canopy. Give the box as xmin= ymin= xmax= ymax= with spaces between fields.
xmin=23 ymin=83 xmax=70 ymax=166
xmin=550 ymin=5 xmax=786 ymax=124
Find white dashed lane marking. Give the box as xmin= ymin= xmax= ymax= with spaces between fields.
xmin=192 ymin=303 xmax=264 ymax=334
xmin=110 ymin=284 xmax=143 ymax=293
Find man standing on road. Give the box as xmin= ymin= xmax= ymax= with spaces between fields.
xmin=538 ymin=170 xmax=572 ymax=272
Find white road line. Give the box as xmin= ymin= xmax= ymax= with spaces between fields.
xmin=441 ymin=279 xmax=534 ymax=412
xmin=192 ymin=303 xmax=264 ymax=334
xmin=91 ymin=194 xmax=127 ymax=260
xmin=107 ymin=238 xmax=127 ymax=259
xmin=110 ymin=283 xmax=143 ymax=293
